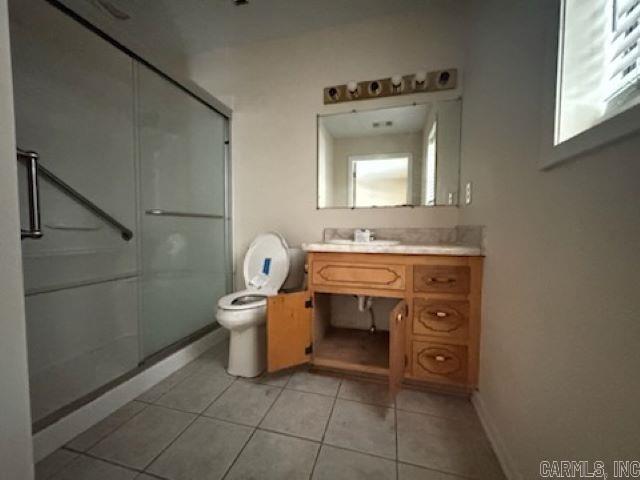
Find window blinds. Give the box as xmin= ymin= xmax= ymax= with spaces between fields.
xmin=608 ymin=0 xmax=640 ymax=100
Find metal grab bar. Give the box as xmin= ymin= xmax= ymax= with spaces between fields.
xmin=145 ymin=209 xmax=224 ymax=219
xmin=18 ymin=149 xmax=43 ymax=239
xmin=17 ymin=148 xmax=133 ymax=241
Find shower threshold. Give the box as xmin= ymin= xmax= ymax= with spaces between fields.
xmin=31 ymin=323 xmax=220 ymax=433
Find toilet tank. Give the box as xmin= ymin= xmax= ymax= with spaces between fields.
xmin=282 ymin=248 xmax=305 ymax=291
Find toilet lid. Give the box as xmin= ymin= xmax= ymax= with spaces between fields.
xmin=243 ymin=232 xmax=290 ymax=292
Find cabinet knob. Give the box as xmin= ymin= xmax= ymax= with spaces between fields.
xmin=428 ymin=310 xmax=449 ymax=318
xmin=396 ymin=313 xmax=402 ymax=323
xmin=435 ymin=355 xmax=447 ymax=362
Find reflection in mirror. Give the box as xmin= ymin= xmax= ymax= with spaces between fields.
xmin=317 ymin=100 xmax=461 ymax=208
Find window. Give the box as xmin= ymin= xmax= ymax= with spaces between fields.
xmin=347 ymin=154 xmax=411 ymax=207
xmin=553 ymin=0 xmax=640 ymax=153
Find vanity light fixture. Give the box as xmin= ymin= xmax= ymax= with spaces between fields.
xmin=322 ymin=68 xmax=458 ymax=104
xmin=347 ymin=80 xmax=360 ymax=99
xmin=391 ymin=74 xmax=404 ymax=92
xmin=368 ymin=80 xmax=383 ymax=96
xmin=438 ymin=70 xmax=451 ymax=87
xmin=414 ymin=70 xmax=428 ymax=90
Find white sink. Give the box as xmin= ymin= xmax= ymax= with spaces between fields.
xmin=327 ymin=239 xmax=400 ymax=246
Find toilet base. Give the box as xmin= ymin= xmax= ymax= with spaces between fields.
xmin=227 ymin=324 xmax=266 ymax=378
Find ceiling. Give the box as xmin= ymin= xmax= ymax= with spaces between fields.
xmin=322 ymin=104 xmax=430 ymax=138
xmin=66 ymin=0 xmax=432 ymax=58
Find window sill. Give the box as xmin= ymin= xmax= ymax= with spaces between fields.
xmin=540 ymin=101 xmax=640 ymax=170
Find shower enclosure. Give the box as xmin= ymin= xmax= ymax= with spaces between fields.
xmin=10 ymin=0 xmax=231 ymax=429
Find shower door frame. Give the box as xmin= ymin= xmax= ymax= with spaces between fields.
xmin=133 ymin=60 xmax=233 ymax=363
xmin=26 ymin=0 xmax=233 ymax=431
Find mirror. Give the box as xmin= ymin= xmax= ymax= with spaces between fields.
xmin=317 ymin=100 xmax=461 ymax=208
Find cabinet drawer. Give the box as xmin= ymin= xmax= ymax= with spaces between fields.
xmin=413 ymin=266 xmax=470 ymax=294
xmin=412 ymin=341 xmax=467 ymax=384
xmin=413 ymin=299 xmax=469 ymax=339
xmin=312 ymin=261 xmax=405 ymax=290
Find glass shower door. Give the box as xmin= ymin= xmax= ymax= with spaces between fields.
xmin=136 ymin=64 xmax=230 ymax=358
xmin=11 ymin=0 xmax=138 ymax=425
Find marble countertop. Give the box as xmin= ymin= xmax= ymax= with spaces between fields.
xmin=301 ymin=242 xmax=483 ymax=256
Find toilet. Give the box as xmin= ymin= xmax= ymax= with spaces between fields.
xmin=216 ymin=232 xmax=304 ymax=377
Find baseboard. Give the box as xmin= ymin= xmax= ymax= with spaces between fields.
xmin=472 ymin=391 xmax=521 ymax=480
xmin=32 ymin=328 xmax=228 ymax=462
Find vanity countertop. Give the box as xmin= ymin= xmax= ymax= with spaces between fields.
xmin=301 ymin=241 xmax=483 ymax=256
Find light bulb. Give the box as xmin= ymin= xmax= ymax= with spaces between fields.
xmin=347 ymin=80 xmax=358 ymax=94
xmin=391 ymin=75 xmax=403 ymax=87
xmin=415 ymin=71 xmax=427 ymax=84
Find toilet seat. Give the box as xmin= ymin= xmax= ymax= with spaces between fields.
xmin=218 ymin=289 xmax=268 ymax=311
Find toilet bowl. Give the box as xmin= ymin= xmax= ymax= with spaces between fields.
xmin=216 ymin=232 xmax=303 ymax=377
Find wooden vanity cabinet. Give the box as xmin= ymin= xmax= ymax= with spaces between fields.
xmin=266 ymin=252 xmax=483 ymax=393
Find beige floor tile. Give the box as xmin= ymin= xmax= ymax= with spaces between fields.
xmin=287 ymin=370 xmax=341 ymax=396
xmin=189 ymin=350 xmax=233 ymax=378
xmin=396 ymin=389 xmax=477 ymax=424
xmin=245 ymin=368 xmax=293 ymax=387
xmin=89 ymin=405 xmax=195 ymax=470
xmin=397 ymin=410 xmax=504 ymax=479
xmin=66 ymin=401 xmax=147 ymax=451
xmin=398 ymin=462 xmax=467 ymax=479
xmin=260 ymin=389 xmax=334 ymax=441
xmin=35 ymin=449 xmax=78 ymax=479
xmin=155 ymin=371 xmax=234 ymax=413
xmin=51 ymin=455 xmax=137 ymax=480
xmin=225 ymin=430 xmax=319 ymax=480
xmin=136 ymin=362 xmax=202 ymax=403
xmin=312 ymin=445 xmax=396 ymax=480
xmin=203 ymin=380 xmax=280 ymax=426
xmin=338 ymin=379 xmax=394 ymax=407
xmin=324 ymin=399 xmax=396 ymax=459
xmin=147 ymin=416 xmax=252 ymax=480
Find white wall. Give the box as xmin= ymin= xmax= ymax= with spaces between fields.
xmin=460 ymin=1 xmax=640 ymax=478
xmin=189 ymin=2 xmax=467 ymax=281
xmin=0 ymin=0 xmax=34 ymax=477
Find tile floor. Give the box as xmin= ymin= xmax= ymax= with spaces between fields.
xmin=36 ymin=343 xmax=505 ymax=480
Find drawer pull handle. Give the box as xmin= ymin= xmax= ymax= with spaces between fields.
xmin=428 ymin=310 xmax=449 ymax=318
xmin=426 ymin=277 xmax=456 ymax=284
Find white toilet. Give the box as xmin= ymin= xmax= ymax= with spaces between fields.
xmin=216 ymin=232 xmax=304 ymax=377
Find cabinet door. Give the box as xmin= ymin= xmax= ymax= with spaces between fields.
xmin=389 ymin=299 xmax=408 ymax=397
xmin=267 ymin=291 xmax=312 ymax=372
